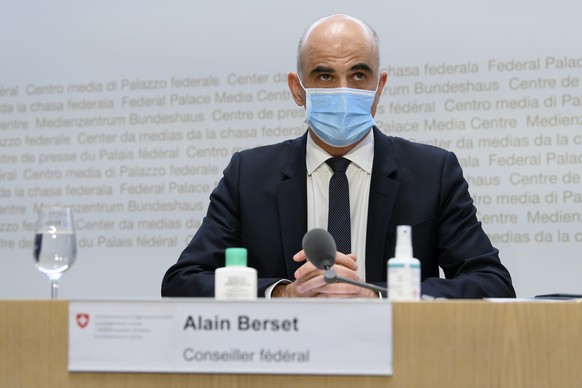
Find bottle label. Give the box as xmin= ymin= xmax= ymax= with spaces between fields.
xmin=388 ymin=262 xmax=421 ymax=301
xmin=215 ymin=272 xmax=257 ymax=300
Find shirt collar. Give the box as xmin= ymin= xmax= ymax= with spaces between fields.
xmin=306 ymin=130 xmax=375 ymax=175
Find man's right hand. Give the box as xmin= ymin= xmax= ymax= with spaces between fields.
xmin=272 ymin=250 xmax=376 ymax=298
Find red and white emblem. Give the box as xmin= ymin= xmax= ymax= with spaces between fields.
xmin=76 ymin=313 xmax=90 ymax=328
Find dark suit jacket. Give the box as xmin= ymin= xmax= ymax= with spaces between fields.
xmin=162 ymin=127 xmax=515 ymax=298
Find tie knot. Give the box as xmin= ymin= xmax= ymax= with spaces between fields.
xmin=326 ymin=157 xmax=350 ymax=173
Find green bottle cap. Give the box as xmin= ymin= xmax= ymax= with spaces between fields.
xmin=225 ymin=247 xmax=247 ymax=266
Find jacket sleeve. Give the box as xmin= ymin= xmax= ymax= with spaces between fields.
xmin=420 ymin=151 xmax=516 ymax=299
xmin=160 ymin=152 xmax=286 ymax=297
xmin=160 ymin=152 xmax=242 ymax=297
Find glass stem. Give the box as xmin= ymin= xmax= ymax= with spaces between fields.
xmin=50 ymin=278 xmax=59 ymax=299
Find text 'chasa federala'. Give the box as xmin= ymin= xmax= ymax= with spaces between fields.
xmin=184 ymin=315 xmax=299 ymax=332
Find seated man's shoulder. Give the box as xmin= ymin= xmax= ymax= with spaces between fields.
xmin=236 ymin=134 xmax=306 ymax=161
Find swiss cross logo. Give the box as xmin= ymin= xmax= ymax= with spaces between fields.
xmin=76 ymin=313 xmax=90 ymax=329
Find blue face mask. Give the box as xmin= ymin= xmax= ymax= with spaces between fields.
xmin=301 ymin=81 xmax=377 ymax=147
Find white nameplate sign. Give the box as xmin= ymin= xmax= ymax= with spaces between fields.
xmin=69 ymin=299 xmax=392 ymax=375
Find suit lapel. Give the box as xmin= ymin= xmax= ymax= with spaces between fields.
xmin=366 ymin=127 xmax=399 ymax=282
xmin=274 ymin=129 xmax=398 ymax=281
xmin=277 ymin=133 xmax=308 ymax=277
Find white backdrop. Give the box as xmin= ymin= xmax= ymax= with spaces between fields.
xmin=1 ymin=0 xmax=581 ymax=299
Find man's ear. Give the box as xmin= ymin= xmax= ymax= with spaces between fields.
xmin=371 ymin=71 xmax=388 ymax=116
xmin=375 ymin=71 xmax=388 ymax=102
xmin=288 ymin=72 xmax=305 ymax=107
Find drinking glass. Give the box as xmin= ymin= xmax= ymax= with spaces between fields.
xmin=33 ymin=206 xmax=77 ymax=299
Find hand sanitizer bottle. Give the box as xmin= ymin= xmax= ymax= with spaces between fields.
xmin=215 ymin=247 xmax=257 ymax=300
xmin=388 ymin=225 xmax=421 ymax=301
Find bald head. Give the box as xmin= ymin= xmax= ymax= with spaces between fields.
xmin=296 ymin=14 xmax=380 ymax=79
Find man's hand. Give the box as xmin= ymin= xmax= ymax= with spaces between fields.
xmin=272 ymin=250 xmax=378 ymax=298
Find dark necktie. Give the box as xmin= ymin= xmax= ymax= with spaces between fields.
xmin=326 ymin=157 xmax=351 ymax=254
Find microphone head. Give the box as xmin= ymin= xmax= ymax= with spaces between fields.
xmin=302 ymin=228 xmax=337 ymax=270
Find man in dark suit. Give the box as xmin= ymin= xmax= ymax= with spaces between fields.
xmin=161 ymin=14 xmax=515 ymax=299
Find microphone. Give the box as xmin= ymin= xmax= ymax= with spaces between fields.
xmin=302 ymin=228 xmax=336 ymax=270
xmin=302 ymin=228 xmax=388 ymax=297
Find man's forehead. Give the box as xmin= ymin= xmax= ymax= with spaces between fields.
xmin=300 ymin=16 xmax=377 ymax=62
xmin=303 ymin=14 xmax=371 ymax=42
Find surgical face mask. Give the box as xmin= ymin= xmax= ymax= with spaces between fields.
xmin=300 ymin=80 xmax=377 ymax=148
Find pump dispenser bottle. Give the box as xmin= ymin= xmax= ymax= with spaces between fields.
xmin=215 ymin=248 xmax=257 ymax=300
xmin=387 ymin=225 xmax=421 ymax=301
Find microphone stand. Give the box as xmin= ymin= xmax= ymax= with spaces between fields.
xmin=324 ymin=269 xmax=388 ymax=297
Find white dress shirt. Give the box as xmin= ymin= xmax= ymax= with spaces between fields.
xmin=265 ymin=129 xmax=375 ymax=297
xmin=306 ymin=130 xmax=374 ymax=281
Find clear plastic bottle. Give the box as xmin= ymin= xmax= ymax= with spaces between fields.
xmin=387 ymin=225 xmax=421 ymax=301
xmin=215 ymin=247 xmax=257 ymax=300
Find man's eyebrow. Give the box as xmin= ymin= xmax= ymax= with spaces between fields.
xmin=310 ymin=65 xmax=335 ymax=75
xmin=350 ymin=63 xmax=373 ymax=73
xmin=309 ymin=63 xmax=373 ymax=76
